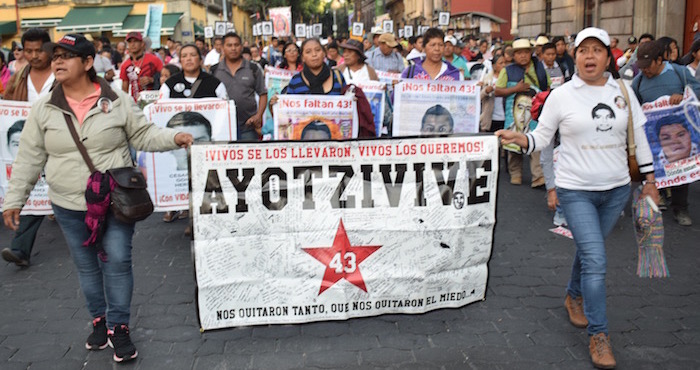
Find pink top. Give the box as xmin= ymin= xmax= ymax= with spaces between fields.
xmin=66 ymin=83 xmax=102 ymax=125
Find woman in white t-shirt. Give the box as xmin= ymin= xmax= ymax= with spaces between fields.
xmin=497 ymin=28 xmax=659 ymax=369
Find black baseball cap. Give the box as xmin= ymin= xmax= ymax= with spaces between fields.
xmin=52 ymin=34 xmax=96 ymax=58
xmin=628 ymin=36 xmax=638 ymax=44
xmin=636 ymin=40 xmax=664 ymax=69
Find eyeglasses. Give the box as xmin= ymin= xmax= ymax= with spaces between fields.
xmin=51 ymin=51 xmax=81 ymax=61
xmin=285 ymin=48 xmax=298 ymax=53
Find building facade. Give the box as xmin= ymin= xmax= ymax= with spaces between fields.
xmin=0 ymin=0 xmax=251 ymax=48
xmin=513 ymin=0 xmax=695 ymax=51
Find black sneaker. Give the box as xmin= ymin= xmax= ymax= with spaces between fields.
xmin=108 ymin=325 xmax=138 ymax=362
xmin=1 ymin=248 xmax=29 ymax=267
xmin=85 ymin=316 xmax=108 ymax=350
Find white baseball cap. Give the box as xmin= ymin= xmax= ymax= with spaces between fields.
xmin=444 ymin=35 xmax=457 ymax=45
xmin=574 ymin=27 xmax=611 ymax=47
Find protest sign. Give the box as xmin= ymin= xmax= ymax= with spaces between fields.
xmin=295 ymin=23 xmax=306 ymax=38
xmin=351 ymin=22 xmax=363 ymax=37
xmin=262 ymin=21 xmax=273 ymax=36
xmin=269 ymin=7 xmax=292 ymax=37
xmin=138 ymin=90 xmax=159 ymax=109
xmin=353 ymin=81 xmax=386 ymax=137
xmin=376 ymin=70 xmax=401 ymax=86
xmin=502 ymin=87 xmax=539 ymax=152
xmin=0 ymin=101 xmax=52 ymax=214
xmin=144 ymin=4 xmax=164 ymax=48
xmin=262 ymin=66 xmax=296 ymax=139
xmin=393 ymin=80 xmax=480 ymax=136
xmin=191 ymin=135 xmax=499 ymax=329
xmin=641 ymin=87 xmax=700 ymax=189
xmin=272 ymin=95 xmax=358 ymax=140
xmin=141 ymin=98 xmax=236 ymax=211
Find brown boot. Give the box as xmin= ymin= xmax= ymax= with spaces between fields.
xmin=589 ymin=333 xmax=616 ymax=369
xmin=564 ymin=294 xmax=588 ymax=328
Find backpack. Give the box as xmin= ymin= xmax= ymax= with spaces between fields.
xmin=340 ymin=82 xmax=377 ymax=138
xmin=531 ymin=89 xmax=552 ymax=121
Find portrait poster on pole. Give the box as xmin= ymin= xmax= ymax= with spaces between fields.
xmin=215 ymin=21 xmax=227 ymax=36
xmin=295 ymin=23 xmax=307 ymax=38
xmin=191 ymin=135 xmax=499 ymax=329
xmin=438 ymin=12 xmax=450 ymax=26
xmin=262 ymin=66 xmax=296 ymax=139
xmin=0 ymin=101 xmax=52 ymax=215
xmin=141 ymin=98 xmax=236 ymax=211
xmin=352 ymin=81 xmax=386 ymax=137
xmin=351 ymin=22 xmax=364 ymax=37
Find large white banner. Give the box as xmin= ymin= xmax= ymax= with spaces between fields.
xmin=191 ymin=135 xmax=499 ymax=329
xmin=0 ymin=101 xmax=52 ymax=215
xmin=393 ymin=80 xmax=480 ymax=136
xmin=141 ymin=98 xmax=236 ymax=211
xmin=272 ymin=95 xmax=358 ymax=140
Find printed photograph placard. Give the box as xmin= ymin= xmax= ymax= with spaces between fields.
xmin=141 ymin=98 xmax=236 ymax=211
xmin=191 ymin=135 xmax=499 ymax=329
xmin=353 ymin=81 xmax=386 ymax=137
xmin=393 ymin=80 xmax=480 ymax=136
xmin=262 ymin=66 xmax=296 ymax=139
xmin=272 ymin=95 xmax=358 ymax=140
xmin=0 ymin=101 xmax=52 ymax=215
xmin=641 ymin=87 xmax=700 ymax=189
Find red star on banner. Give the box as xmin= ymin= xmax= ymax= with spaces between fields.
xmin=302 ymin=219 xmax=381 ymax=295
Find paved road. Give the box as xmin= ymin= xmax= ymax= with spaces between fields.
xmin=2 ymin=164 xmax=699 ymax=370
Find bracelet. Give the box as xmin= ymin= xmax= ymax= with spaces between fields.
xmin=641 ymin=180 xmax=656 ymax=186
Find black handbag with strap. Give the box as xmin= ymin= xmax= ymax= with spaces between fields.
xmin=63 ymin=113 xmax=153 ymax=223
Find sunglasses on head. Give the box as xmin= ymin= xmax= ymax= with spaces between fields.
xmin=51 ymin=51 xmax=82 ymax=61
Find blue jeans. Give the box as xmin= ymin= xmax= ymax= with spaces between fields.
xmin=556 ymin=184 xmax=630 ymax=335
xmin=52 ymin=205 xmax=135 ymax=328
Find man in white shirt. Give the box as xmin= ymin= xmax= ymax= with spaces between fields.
xmin=203 ymin=37 xmax=223 ymax=69
xmin=1 ymin=28 xmax=55 ymax=268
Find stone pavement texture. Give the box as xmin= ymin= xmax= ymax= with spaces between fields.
xmin=1 ymin=164 xmax=700 ymax=370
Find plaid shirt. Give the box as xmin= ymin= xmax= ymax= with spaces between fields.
xmin=366 ymin=48 xmax=405 ymax=73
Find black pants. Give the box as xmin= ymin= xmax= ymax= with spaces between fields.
xmin=670 ymin=184 xmax=689 ymax=211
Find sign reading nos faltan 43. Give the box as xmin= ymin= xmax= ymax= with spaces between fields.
xmin=191 ymin=135 xmax=498 ymax=329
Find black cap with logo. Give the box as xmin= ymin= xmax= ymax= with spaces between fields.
xmin=51 ymin=34 xmax=96 ymax=58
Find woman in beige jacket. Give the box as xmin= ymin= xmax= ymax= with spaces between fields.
xmin=2 ymin=34 xmax=193 ymax=363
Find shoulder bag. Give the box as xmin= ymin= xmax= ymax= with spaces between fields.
xmin=616 ymin=79 xmax=644 ymax=182
xmin=63 ymin=113 xmax=153 ymax=223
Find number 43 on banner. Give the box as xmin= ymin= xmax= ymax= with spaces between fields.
xmin=302 ymin=219 xmax=381 ymax=295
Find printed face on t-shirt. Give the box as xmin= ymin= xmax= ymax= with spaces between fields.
xmin=592 ymin=104 xmax=615 ymax=132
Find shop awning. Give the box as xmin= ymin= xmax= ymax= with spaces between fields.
xmin=0 ymin=21 xmax=17 ymax=35
xmin=194 ymin=23 xmax=204 ymax=36
xmin=56 ymin=6 xmax=133 ymax=32
xmin=113 ymin=13 xmax=183 ymax=37
xmin=451 ymin=11 xmax=507 ymax=24
xmin=21 ymin=18 xmax=62 ymax=29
